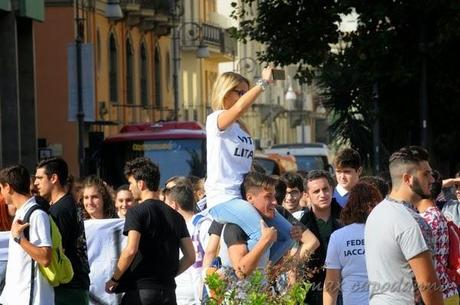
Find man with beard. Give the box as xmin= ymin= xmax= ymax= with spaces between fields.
xmin=34 ymin=158 xmax=90 ymax=305
xmin=365 ymin=146 xmax=443 ymax=305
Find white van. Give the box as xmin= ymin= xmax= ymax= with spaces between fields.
xmin=264 ymin=143 xmax=332 ymax=173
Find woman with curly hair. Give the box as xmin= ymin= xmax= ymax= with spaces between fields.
xmin=81 ymin=175 xmax=117 ymax=219
xmin=323 ymin=182 xmax=382 ymax=305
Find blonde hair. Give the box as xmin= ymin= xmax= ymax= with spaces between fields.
xmin=210 ymin=72 xmax=250 ymax=111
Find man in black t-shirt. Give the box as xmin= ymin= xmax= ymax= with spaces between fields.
xmin=220 ymin=172 xmax=278 ymax=278
xmin=34 ymin=157 xmax=90 ymax=305
xmin=105 ymin=157 xmax=195 ymax=305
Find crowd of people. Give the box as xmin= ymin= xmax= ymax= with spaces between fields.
xmin=0 ymin=68 xmax=459 ymax=305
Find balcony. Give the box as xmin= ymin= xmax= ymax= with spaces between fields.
xmin=180 ymin=22 xmax=237 ymax=59
xmin=119 ymin=0 xmax=174 ymax=36
xmin=119 ymin=0 xmax=172 ymax=11
xmin=204 ymin=23 xmax=237 ymax=56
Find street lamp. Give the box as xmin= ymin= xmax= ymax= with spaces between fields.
xmin=172 ymin=21 xmax=209 ymax=120
xmin=73 ymin=0 xmax=122 ymax=178
xmin=285 ymin=83 xmax=307 ymax=143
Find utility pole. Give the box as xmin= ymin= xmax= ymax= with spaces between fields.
xmin=75 ymin=0 xmax=85 ymax=178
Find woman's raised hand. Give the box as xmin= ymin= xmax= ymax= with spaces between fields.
xmin=261 ymin=66 xmax=273 ymax=82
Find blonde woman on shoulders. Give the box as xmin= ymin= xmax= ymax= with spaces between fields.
xmin=204 ymin=67 xmax=293 ymax=263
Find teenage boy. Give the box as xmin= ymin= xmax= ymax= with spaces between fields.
xmin=282 ymin=172 xmax=306 ymax=220
xmin=164 ymin=184 xmax=211 ymax=305
xmin=220 ymin=172 xmax=279 ymax=279
xmin=333 ymin=148 xmax=362 ymax=207
xmin=0 ymin=165 xmax=53 ymax=305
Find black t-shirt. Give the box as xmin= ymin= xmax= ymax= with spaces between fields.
xmin=208 ymin=220 xmax=224 ymax=236
xmin=223 ymin=223 xmax=248 ymax=247
xmin=49 ymin=193 xmax=90 ymax=290
xmin=122 ymin=199 xmax=190 ymax=290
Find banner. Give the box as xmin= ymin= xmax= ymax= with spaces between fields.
xmin=0 ymin=219 xmax=126 ymax=305
xmin=85 ymin=218 xmax=126 ymax=305
xmin=0 ymin=231 xmax=9 ymax=294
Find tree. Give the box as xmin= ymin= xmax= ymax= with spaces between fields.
xmin=230 ymin=0 xmax=460 ymax=174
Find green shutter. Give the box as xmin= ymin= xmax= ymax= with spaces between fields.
xmin=19 ymin=0 xmax=44 ymax=21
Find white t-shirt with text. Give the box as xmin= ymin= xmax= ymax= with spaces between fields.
xmin=205 ymin=111 xmax=254 ymax=209
xmin=325 ymin=223 xmax=368 ymax=305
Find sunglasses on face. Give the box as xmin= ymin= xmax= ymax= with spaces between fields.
xmin=232 ymin=89 xmax=247 ymax=97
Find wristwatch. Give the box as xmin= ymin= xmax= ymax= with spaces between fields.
xmin=256 ymin=79 xmax=269 ymax=91
xmin=13 ymin=235 xmax=21 ymax=244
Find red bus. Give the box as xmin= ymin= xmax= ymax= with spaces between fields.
xmin=99 ymin=121 xmax=296 ymax=187
xmin=100 ymin=121 xmax=206 ymax=187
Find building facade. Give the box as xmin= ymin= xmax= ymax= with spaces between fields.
xmin=35 ymin=0 xmax=175 ymax=175
xmin=31 ymin=0 xmax=329 ymax=177
xmin=218 ymin=0 xmax=329 ymax=150
xmin=0 ymin=0 xmax=44 ymax=170
xmin=175 ymin=0 xmax=236 ymax=124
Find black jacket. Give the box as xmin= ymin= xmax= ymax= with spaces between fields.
xmin=298 ymin=199 xmax=342 ymax=304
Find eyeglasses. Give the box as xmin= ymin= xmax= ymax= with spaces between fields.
xmin=232 ymin=89 xmax=247 ymax=97
xmin=286 ymin=190 xmax=301 ymax=197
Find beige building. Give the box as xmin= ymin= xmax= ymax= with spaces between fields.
xmin=176 ymin=0 xmax=236 ymax=124
xmin=235 ymin=51 xmax=329 ymax=150
xmin=216 ymin=1 xmax=329 ymax=149
xmin=177 ymin=0 xmax=329 ymax=148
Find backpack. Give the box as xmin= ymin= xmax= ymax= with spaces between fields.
xmin=23 ymin=204 xmax=74 ymax=287
xmin=446 ymin=220 xmax=460 ymax=285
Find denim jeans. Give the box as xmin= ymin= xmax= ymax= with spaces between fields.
xmin=121 ymin=288 xmax=177 ymax=305
xmin=208 ymin=198 xmax=293 ymax=263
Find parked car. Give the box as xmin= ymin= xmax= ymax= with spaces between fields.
xmin=253 ymin=152 xmax=298 ymax=175
xmin=264 ymin=143 xmax=332 ymax=173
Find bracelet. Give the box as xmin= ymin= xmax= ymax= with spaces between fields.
xmin=111 ymin=276 xmax=120 ymax=283
xmin=256 ymin=79 xmax=269 ymax=91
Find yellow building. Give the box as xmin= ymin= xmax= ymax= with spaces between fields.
xmin=35 ymin=0 xmax=175 ymax=175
